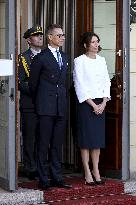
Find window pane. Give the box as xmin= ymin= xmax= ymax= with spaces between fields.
xmin=93 ymin=0 xmax=116 ymax=79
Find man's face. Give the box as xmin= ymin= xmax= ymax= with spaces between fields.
xmin=27 ymin=34 xmax=43 ymax=49
xmin=48 ymin=28 xmax=65 ymax=48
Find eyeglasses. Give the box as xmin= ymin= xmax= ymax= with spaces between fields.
xmin=50 ymin=34 xmax=65 ymax=38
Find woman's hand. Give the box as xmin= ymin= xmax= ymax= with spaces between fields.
xmin=86 ymin=98 xmax=108 ymax=115
xmin=86 ymin=99 xmax=99 ymax=115
xmin=97 ymin=102 xmax=106 ymax=114
xmin=93 ymin=104 xmax=101 ymax=115
xmin=97 ymin=98 xmax=108 ymax=115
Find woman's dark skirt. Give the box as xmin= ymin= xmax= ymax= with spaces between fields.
xmin=77 ymin=98 xmax=105 ymax=149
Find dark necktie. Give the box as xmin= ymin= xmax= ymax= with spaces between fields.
xmin=56 ymin=49 xmax=62 ymax=69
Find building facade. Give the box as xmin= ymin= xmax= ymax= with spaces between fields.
xmin=0 ymin=0 xmax=133 ymax=191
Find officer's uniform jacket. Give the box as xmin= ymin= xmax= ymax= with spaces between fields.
xmin=18 ymin=49 xmax=35 ymax=111
xmin=29 ymin=48 xmax=68 ymax=116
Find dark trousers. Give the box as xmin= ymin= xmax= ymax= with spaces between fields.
xmin=21 ymin=111 xmax=37 ymax=172
xmin=37 ymin=115 xmax=66 ymax=184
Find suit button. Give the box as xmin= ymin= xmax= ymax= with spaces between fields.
xmin=57 ymin=85 xmax=59 ymax=87
xmin=51 ymin=74 xmax=54 ymax=78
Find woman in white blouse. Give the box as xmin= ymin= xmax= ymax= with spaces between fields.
xmin=73 ymin=32 xmax=111 ymax=186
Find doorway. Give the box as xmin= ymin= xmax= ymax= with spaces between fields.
xmin=93 ymin=0 xmax=124 ymax=178
xmin=93 ymin=0 xmax=129 ymax=180
xmin=16 ymin=0 xmax=129 ymax=184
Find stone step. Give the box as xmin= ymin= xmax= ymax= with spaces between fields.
xmin=0 ymin=188 xmax=43 ymax=205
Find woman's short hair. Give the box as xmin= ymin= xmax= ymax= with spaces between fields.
xmin=80 ymin=32 xmax=102 ymax=51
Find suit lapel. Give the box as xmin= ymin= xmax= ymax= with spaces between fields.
xmin=45 ymin=48 xmax=62 ymax=73
xmin=43 ymin=48 xmax=67 ymax=83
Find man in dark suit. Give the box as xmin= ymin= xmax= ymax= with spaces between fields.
xmin=18 ymin=25 xmax=43 ymax=180
xmin=29 ymin=24 xmax=72 ymax=189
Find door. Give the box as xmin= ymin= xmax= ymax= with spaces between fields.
xmin=74 ymin=0 xmax=129 ymax=178
xmin=0 ymin=0 xmax=16 ymax=190
xmin=72 ymin=0 xmax=124 ymax=176
xmin=122 ymin=0 xmax=130 ymax=180
xmin=92 ymin=0 xmax=129 ymax=179
xmin=92 ymin=0 xmax=123 ymax=177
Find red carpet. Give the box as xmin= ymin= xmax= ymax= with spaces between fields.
xmin=53 ymin=194 xmax=136 ymax=205
xmin=19 ymin=176 xmax=136 ymax=204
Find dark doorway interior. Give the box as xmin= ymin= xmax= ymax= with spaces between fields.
xmin=18 ymin=0 xmax=124 ymax=183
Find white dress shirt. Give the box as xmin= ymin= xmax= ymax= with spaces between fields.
xmin=30 ymin=48 xmax=41 ymax=56
xmin=73 ymin=54 xmax=111 ymax=103
xmin=48 ymin=45 xmax=62 ymax=63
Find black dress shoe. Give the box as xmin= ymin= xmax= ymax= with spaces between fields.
xmin=27 ymin=171 xmax=38 ymax=180
xmin=95 ymin=180 xmax=105 ymax=185
xmin=91 ymin=171 xmax=105 ymax=185
xmin=51 ymin=180 xmax=72 ymax=189
xmin=85 ymin=180 xmax=96 ymax=186
xmin=38 ymin=182 xmax=52 ymax=190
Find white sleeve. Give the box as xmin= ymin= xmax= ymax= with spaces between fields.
xmin=73 ymin=58 xmax=92 ymax=103
xmin=103 ymin=58 xmax=111 ymax=98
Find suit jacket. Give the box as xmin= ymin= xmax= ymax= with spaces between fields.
xmin=18 ymin=49 xmax=35 ymax=111
xmin=29 ymin=48 xmax=68 ymax=116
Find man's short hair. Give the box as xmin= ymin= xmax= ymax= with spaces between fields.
xmin=45 ymin=24 xmax=62 ymax=35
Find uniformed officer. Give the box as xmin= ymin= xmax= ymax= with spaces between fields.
xmin=18 ymin=25 xmax=43 ymax=180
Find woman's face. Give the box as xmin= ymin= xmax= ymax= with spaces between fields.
xmin=86 ymin=36 xmax=100 ymax=53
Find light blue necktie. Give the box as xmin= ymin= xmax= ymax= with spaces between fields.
xmin=56 ymin=49 xmax=62 ymax=69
